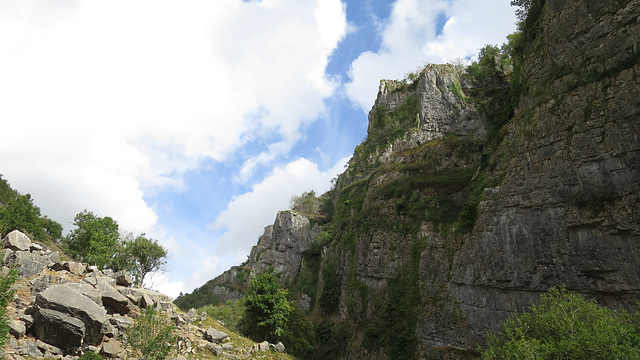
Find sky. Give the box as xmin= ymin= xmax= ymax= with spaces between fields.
xmin=0 ymin=0 xmax=516 ymax=298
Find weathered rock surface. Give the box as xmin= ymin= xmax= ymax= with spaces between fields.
xmin=0 ymin=231 xmax=291 ymax=359
xmin=34 ymin=285 xmax=107 ymax=347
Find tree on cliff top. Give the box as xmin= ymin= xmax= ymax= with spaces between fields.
xmin=482 ymin=287 xmax=640 ymax=359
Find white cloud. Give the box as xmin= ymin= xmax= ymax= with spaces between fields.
xmin=208 ymin=156 xmax=349 ymax=278
xmin=345 ymin=0 xmax=516 ymax=112
xmin=0 ymin=0 xmax=348 ymax=231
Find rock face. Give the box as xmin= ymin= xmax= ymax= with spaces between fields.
xmin=187 ymin=0 xmax=640 ymax=358
xmin=181 ymin=210 xmax=321 ymax=305
xmin=247 ymin=211 xmax=321 ymax=283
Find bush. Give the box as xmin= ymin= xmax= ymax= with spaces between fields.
xmin=240 ymin=270 xmax=291 ymax=343
xmin=482 ymin=287 xmax=640 ymax=359
xmin=126 ymin=308 xmax=177 ymax=360
xmin=0 ymin=269 xmax=18 ymax=348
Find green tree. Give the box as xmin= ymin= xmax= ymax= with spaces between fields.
xmin=0 ymin=194 xmax=44 ymax=239
xmin=122 ymin=234 xmax=168 ymax=288
xmin=63 ymin=210 xmax=120 ymax=269
xmin=482 ymin=287 xmax=640 ymax=359
xmin=290 ymin=190 xmax=320 ymax=214
xmin=240 ymin=270 xmax=291 ymax=343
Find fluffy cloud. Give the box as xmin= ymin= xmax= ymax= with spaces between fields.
xmin=0 ymin=0 xmax=347 ymax=231
xmin=345 ymin=0 xmax=516 ymax=112
xmin=207 ymin=156 xmax=349 ymax=278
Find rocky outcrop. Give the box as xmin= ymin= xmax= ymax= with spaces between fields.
xmin=247 ymin=210 xmax=321 ymax=283
xmin=178 ymin=210 xmax=321 ymax=305
xmin=1 ymin=230 xmax=292 ymax=359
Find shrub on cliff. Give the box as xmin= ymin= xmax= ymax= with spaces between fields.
xmin=240 ymin=270 xmax=291 ymax=343
xmin=482 ymin=287 xmax=640 ymax=359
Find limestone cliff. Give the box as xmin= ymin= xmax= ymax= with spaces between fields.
xmin=179 ymin=0 xmax=640 ymax=358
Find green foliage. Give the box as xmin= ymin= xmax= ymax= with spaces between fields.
xmin=78 ymin=351 xmax=105 ymax=360
xmin=482 ymin=287 xmax=640 ymax=360
xmin=116 ymin=234 xmax=168 ymax=288
xmin=126 ymin=308 xmax=177 ymax=360
xmin=0 ymin=194 xmax=44 ymax=239
xmin=63 ymin=210 xmax=120 ymax=269
xmin=241 ymin=270 xmax=292 ymax=343
xmin=466 ymin=44 xmax=511 ymax=88
xmin=290 ymin=190 xmax=321 ymax=214
xmin=313 ymin=322 xmax=352 ymax=359
xmin=0 ymin=177 xmax=62 ymax=242
xmin=174 ymin=283 xmax=222 ymax=311
xmin=364 ymin=239 xmax=425 ymax=360
xmin=199 ymin=299 xmax=245 ymax=332
xmin=281 ymin=304 xmax=316 ymax=358
xmin=318 ymin=262 xmax=341 ymax=315
xmin=0 ymin=269 xmax=18 ymax=349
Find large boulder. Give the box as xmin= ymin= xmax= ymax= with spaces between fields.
xmin=32 ymin=308 xmax=86 ymax=351
xmin=3 ymin=230 xmax=32 ymax=251
xmin=34 ymin=285 xmax=107 ymax=347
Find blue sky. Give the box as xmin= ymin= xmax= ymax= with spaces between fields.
xmin=0 ymin=0 xmax=515 ymax=297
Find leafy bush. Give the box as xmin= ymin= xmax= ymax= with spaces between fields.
xmin=0 ymin=269 xmax=18 ymax=348
xmin=290 ymin=190 xmax=321 ymax=214
xmin=482 ymin=287 xmax=640 ymax=359
xmin=240 ymin=270 xmax=291 ymax=343
xmin=0 ymin=194 xmax=45 ymax=239
xmin=126 ymin=308 xmax=177 ymax=360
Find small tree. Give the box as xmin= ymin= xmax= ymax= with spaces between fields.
xmin=123 ymin=234 xmax=168 ymax=288
xmin=290 ymin=190 xmax=320 ymax=214
xmin=63 ymin=210 xmax=120 ymax=269
xmin=482 ymin=287 xmax=640 ymax=359
xmin=241 ymin=270 xmax=291 ymax=343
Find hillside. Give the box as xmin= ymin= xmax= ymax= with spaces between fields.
xmin=177 ymin=0 xmax=640 ymax=358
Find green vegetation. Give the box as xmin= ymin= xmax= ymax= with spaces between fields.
xmin=174 ymin=282 xmax=223 ymax=310
xmin=126 ymin=308 xmax=177 ymax=360
xmin=63 ymin=210 xmax=168 ymax=285
xmin=199 ymin=299 xmax=245 ymax=332
xmin=0 ymin=176 xmax=63 ymax=242
xmin=63 ymin=210 xmax=120 ymax=269
xmin=318 ymin=261 xmax=341 ymax=314
xmin=0 ymin=269 xmax=18 ymax=349
xmin=290 ymin=190 xmax=321 ymax=214
xmin=240 ymin=270 xmax=291 ymax=343
xmin=115 ymin=233 xmax=168 ymax=288
xmin=482 ymin=287 xmax=640 ymax=359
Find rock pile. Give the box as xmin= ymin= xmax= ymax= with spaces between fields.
xmin=0 ymin=231 xmax=286 ymax=359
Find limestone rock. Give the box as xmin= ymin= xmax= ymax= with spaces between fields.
xmin=34 ymin=284 xmax=107 ymax=346
xmin=3 ymin=230 xmax=32 ymax=251
xmin=33 ymin=308 xmax=86 ymax=351
xmin=203 ymin=327 xmax=229 ymax=343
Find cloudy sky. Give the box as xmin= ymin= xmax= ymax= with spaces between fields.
xmin=0 ymin=0 xmax=515 ymax=297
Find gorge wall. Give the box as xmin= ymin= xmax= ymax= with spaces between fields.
xmin=180 ymin=0 xmax=640 ymax=358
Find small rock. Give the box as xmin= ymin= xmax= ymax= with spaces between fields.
xmin=204 ymin=327 xmax=230 ymax=343
xmin=206 ymin=343 xmax=224 ymax=356
xmin=8 ymin=320 xmax=26 ymax=337
xmin=257 ymin=341 xmax=269 ymax=352
xmin=101 ymin=342 xmax=125 ymax=358
xmin=115 ymin=272 xmax=133 ymax=287
xmin=274 ymin=341 xmax=285 ymax=353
